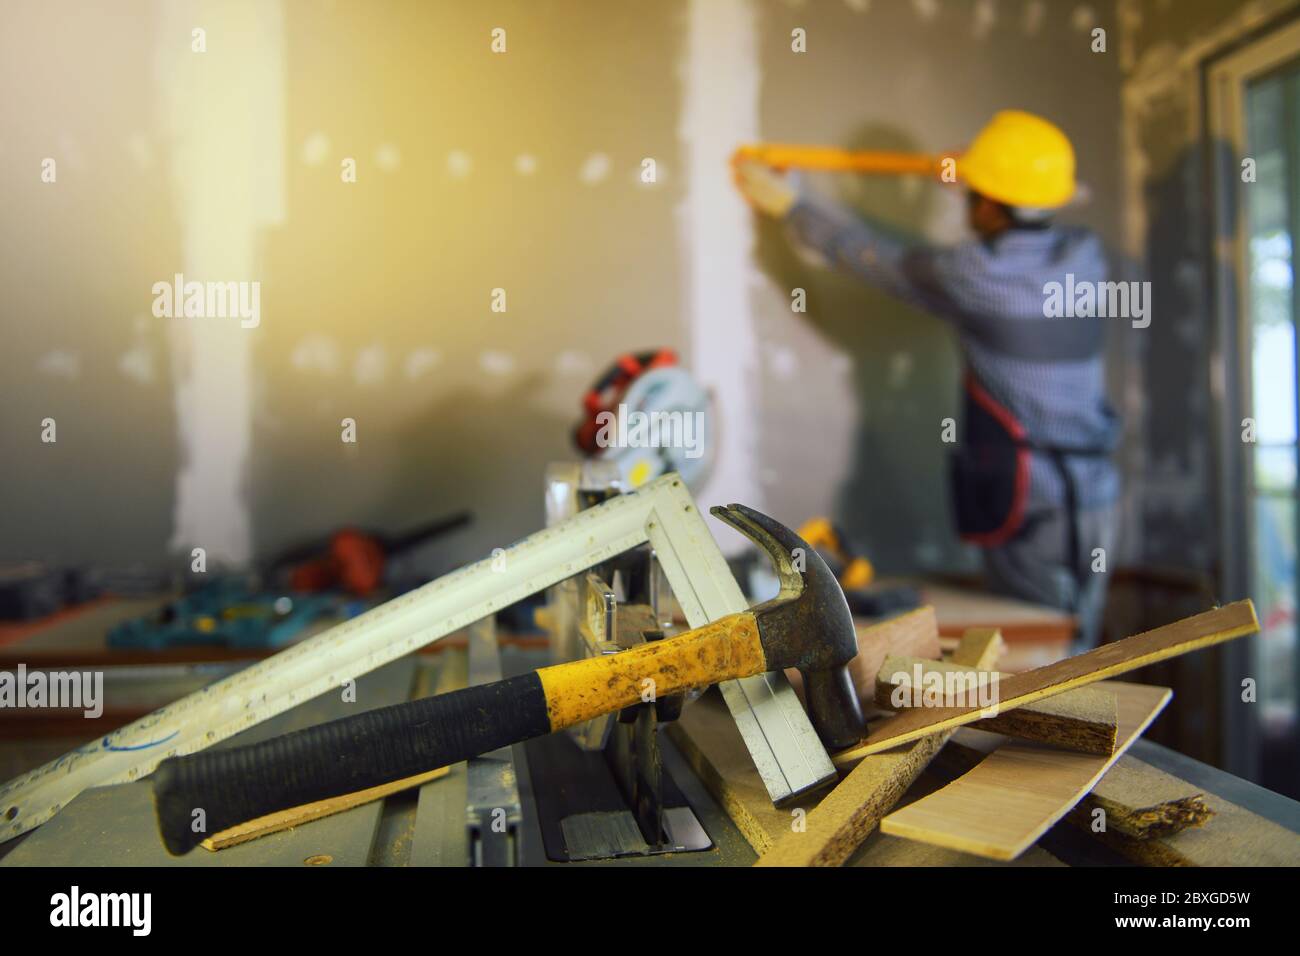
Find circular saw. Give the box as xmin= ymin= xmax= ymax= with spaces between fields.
xmin=573 ymin=349 xmax=713 ymax=490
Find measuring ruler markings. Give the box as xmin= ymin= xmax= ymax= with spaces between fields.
xmin=644 ymin=484 xmax=836 ymax=805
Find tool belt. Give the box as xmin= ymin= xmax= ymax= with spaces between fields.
xmin=950 ymin=373 xmax=1115 ymax=590
xmin=950 ymin=373 xmax=1033 ymax=548
xmin=947 ymin=302 xmax=1116 ymax=556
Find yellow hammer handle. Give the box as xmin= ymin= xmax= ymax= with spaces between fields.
xmin=536 ymin=611 xmax=768 ymax=731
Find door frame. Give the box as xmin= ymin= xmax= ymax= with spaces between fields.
xmin=1206 ymin=15 xmax=1300 ymax=778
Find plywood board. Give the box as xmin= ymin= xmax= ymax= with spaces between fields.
xmin=851 ymin=828 xmax=1067 ymax=867
xmin=669 ymin=691 xmax=813 ymax=854
xmin=670 ymin=687 xmax=1061 ymax=867
xmin=834 ymin=601 xmax=1256 ymax=766
xmin=1071 ymin=782 xmax=1300 ymax=866
xmin=1063 ymin=755 xmax=1300 ymax=865
xmin=938 ymin=740 xmax=1213 ymax=839
xmin=755 ymin=629 xmax=1003 ymax=867
xmin=879 ymin=681 xmax=1171 ymax=859
xmin=1075 ymin=756 xmax=1214 ymax=839
xmin=875 ymin=655 xmax=1118 ymax=754
xmin=787 ymin=605 xmax=942 ymax=707
xmin=672 ymin=605 xmax=945 ymax=853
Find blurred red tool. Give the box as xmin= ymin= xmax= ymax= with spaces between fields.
xmin=282 ymin=512 xmax=471 ymax=597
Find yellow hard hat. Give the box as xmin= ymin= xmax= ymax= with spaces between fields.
xmin=959 ymin=110 xmax=1076 ymax=209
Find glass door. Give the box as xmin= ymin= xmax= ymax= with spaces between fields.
xmin=1210 ymin=20 xmax=1300 ymax=794
xmin=1244 ymin=65 xmax=1300 ymax=737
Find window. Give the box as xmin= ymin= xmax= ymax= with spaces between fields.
xmin=1243 ymin=63 xmax=1299 ymax=729
xmin=1209 ymin=18 xmax=1300 ymax=789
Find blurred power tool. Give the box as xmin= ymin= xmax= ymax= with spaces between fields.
xmin=798 ymin=517 xmax=876 ymax=591
xmin=108 ymin=579 xmax=346 ymax=651
xmin=279 ymin=511 xmax=471 ymax=597
xmin=0 ymin=562 xmax=176 ymax=621
xmin=796 ymin=517 xmax=919 ymax=618
xmin=0 ymin=562 xmax=67 ymax=620
xmin=572 ymin=349 xmax=712 ymax=490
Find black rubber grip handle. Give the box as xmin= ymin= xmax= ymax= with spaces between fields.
xmin=152 ymin=672 xmax=551 ymax=855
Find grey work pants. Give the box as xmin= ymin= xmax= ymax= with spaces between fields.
xmin=982 ymin=504 xmax=1118 ymax=651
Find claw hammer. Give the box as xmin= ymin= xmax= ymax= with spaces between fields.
xmin=152 ymin=504 xmax=864 ymax=854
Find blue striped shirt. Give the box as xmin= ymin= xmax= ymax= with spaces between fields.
xmin=785 ymin=196 xmax=1120 ymax=509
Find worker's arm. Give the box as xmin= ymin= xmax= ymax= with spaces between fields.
xmin=784 ymin=194 xmax=965 ymax=319
xmin=734 ymin=160 xmax=964 ymax=320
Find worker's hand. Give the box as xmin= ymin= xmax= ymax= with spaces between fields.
xmin=732 ymin=159 xmax=798 ymax=219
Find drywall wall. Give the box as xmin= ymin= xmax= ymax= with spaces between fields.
xmin=678 ymin=0 xmax=766 ymax=539
xmin=2 ymin=0 xmax=1129 ymax=584
xmin=0 ymin=2 xmax=181 ymax=569
xmin=250 ymin=0 xmax=691 ymax=573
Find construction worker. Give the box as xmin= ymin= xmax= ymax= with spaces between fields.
xmin=735 ymin=110 xmax=1120 ymax=649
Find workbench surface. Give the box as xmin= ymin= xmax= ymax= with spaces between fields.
xmin=3 ymin=643 xmax=1296 ymax=867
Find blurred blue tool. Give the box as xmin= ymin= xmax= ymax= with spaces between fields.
xmin=108 ymin=579 xmax=350 ymax=651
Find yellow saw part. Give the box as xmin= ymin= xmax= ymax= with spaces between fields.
xmin=797 ymin=517 xmax=841 ymax=552
xmin=797 ymin=517 xmax=875 ymax=589
xmin=840 ymin=557 xmax=875 ymax=590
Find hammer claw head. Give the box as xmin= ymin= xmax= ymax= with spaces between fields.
xmin=709 ymin=504 xmax=806 ymax=600
xmin=710 ymin=503 xmax=865 ymax=750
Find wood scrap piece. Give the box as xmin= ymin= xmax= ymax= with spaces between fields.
xmin=1074 ymin=757 xmax=1214 ymax=839
xmin=938 ymin=739 xmax=1215 ymax=840
xmin=849 ymin=759 xmax=1064 ymax=867
xmin=852 ymin=830 xmax=1066 ymax=867
xmin=787 ymin=605 xmax=942 ymax=706
xmin=875 ymin=655 xmax=1119 ymax=754
xmin=1065 ymin=761 xmax=1300 ymax=866
xmin=879 ymin=681 xmax=1171 ymax=860
xmin=669 ymin=691 xmax=815 ymax=854
xmin=848 ymin=606 xmax=943 ymax=704
xmin=672 ymin=604 xmax=947 ymax=853
xmin=1081 ymin=798 xmax=1300 ymax=866
xmin=834 ymin=601 xmax=1256 ymax=766
xmin=669 ymin=681 xmax=1064 ymax=866
xmin=755 ymin=628 xmax=1004 ymax=867
xmin=201 ymin=765 xmax=450 ymax=851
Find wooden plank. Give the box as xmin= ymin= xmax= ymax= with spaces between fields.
xmin=876 ymin=578 xmax=1075 ymax=644
xmin=848 ymin=606 xmax=943 ymax=705
xmin=851 ymin=829 xmax=1066 ymax=867
xmin=755 ymin=628 xmax=1004 ymax=867
xmin=1080 ymin=796 xmax=1300 ymax=866
xmin=847 ymin=752 xmax=1065 ymax=867
xmin=669 ymin=683 xmax=1063 ymax=867
xmin=879 ymin=681 xmax=1171 ymax=859
xmin=669 ymin=691 xmax=812 ymax=853
xmin=201 ymin=766 xmax=450 ymax=851
xmin=1072 ymin=756 xmax=1214 ymax=839
xmin=941 ymin=743 xmax=1211 ymax=842
xmin=874 ymin=656 xmax=1118 ymax=754
xmin=670 ymin=605 xmax=944 ymax=853
xmin=937 ymin=740 xmax=1214 ymax=839
xmin=1064 ymin=759 xmax=1300 ymax=865
xmin=787 ymin=605 xmax=942 ymax=707
xmin=834 ymin=601 xmax=1256 ymax=766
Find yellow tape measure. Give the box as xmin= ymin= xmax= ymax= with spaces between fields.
xmin=733 ymin=143 xmax=953 ymax=178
